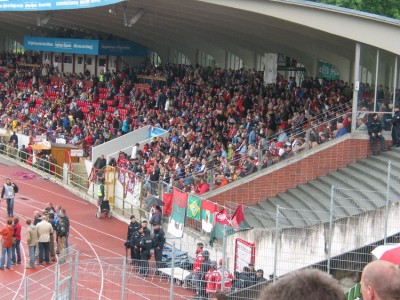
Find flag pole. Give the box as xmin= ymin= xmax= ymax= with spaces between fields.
xmin=221 ymin=223 xmax=227 ymax=291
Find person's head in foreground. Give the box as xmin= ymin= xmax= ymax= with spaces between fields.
xmin=210 ymin=291 xmax=227 ymax=300
xmin=258 ymin=268 xmax=345 ymax=300
xmin=361 ymin=260 xmax=400 ymax=300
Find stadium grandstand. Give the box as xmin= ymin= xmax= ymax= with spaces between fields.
xmin=0 ymin=0 xmax=399 ymax=299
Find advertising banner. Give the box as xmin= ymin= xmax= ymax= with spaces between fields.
xmin=0 ymin=0 xmax=122 ymax=12
xmin=24 ymin=36 xmax=148 ymax=57
xmin=24 ymin=36 xmax=99 ymax=55
xmin=99 ymin=40 xmax=147 ymax=57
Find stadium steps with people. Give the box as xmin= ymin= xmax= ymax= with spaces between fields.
xmin=246 ymin=147 xmax=400 ymax=229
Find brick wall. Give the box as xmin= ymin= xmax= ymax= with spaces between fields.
xmin=209 ymin=139 xmax=384 ymax=206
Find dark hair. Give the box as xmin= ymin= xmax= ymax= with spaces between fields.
xmin=210 ymin=291 xmax=228 ymax=300
xmin=259 ymin=269 xmax=345 ymax=300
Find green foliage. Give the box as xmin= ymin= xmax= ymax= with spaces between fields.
xmin=310 ymin=0 xmax=400 ymax=19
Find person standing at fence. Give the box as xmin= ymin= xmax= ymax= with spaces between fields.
xmin=141 ymin=219 xmax=151 ymax=237
xmin=139 ymin=229 xmax=153 ymax=278
xmin=11 ymin=216 xmax=21 ymax=265
xmin=36 ymin=214 xmax=54 ymax=265
xmin=215 ymin=259 xmax=233 ymax=292
xmin=183 ymin=242 xmax=205 ymax=288
xmin=0 ymin=219 xmax=13 ymax=270
xmin=152 ymin=222 xmax=165 ymax=270
xmin=1 ymin=178 xmax=19 ymax=217
xmin=205 ymin=261 xmax=218 ymax=296
xmin=361 ymin=260 xmax=400 ymax=300
xmin=26 ymin=218 xmax=38 ymax=269
xmin=391 ymin=106 xmax=400 ymax=147
xmin=367 ymin=113 xmax=387 ymax=156
xmin=149 ymin=205 xmax=162 ymax=228
xmin=195 ymin=250 xmax=212 ymax=299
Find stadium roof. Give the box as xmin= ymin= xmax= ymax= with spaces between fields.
xmin=0 ymin=0 xmax=399 ymax=65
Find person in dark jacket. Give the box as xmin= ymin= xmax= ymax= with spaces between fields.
xmin=129 ymin=225 xmax=143 ymax=265
xmin=367 ymin=113 xmax=387 ymax=156
xmin=149 ymin=205 xmax=162 ymax=227
xmin=139 ymin=230 xmax=153 ymax=278
xmin=152 ymin=222 xmax=165 ymax=270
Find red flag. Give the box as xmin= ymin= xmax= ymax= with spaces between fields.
xmin=163 ymin=193 xmax=173 ymax=216
xmin=215 ymin=208 xmax=231 ymax=225
xmin=231 ymin=205 xmax=245 ymax=230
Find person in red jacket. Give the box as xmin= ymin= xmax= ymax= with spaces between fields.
xmin=11 ymin=216 xmax=22 ymax=265
xmin=215 ymin=259 xmax=234 ymax=292
xmin=183 ymin=242 xmax=205 ymax=288
xmin=206 ymin=261 xmax=218 ymax=296
xmin=0 ymin=219 xmax=14 ymax=269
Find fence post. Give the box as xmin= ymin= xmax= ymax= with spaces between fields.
xmin=170 ymin=241 xmax=175 ymax=300
xmin=384 ymin=161 xmax=391 ymax=245
xmin=328 ymin=185 xmax=335 ymax=275
xmin=73 ymin=251 xmax=79 ymax=300
xmin=24 ymin=276 xmax=29 ymax=300
xmin=273 ymin=205 xmax=280 ymax=283
xmin=55 ymin=263 xmax=59 ymax=300
xmin=121 ymin=257 xmax=127 ymax=300
xmin=221 ymin=224 xmax=227 ymax=291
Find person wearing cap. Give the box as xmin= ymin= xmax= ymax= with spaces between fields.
xmin=367 ymin=113 xmax=387 ymax=156
xmin=152 ymin=222 xmax=165 ymax=270
xmin=56 ymin=213 xmax=67 ymax=261
xmin=127 ymin=215 xmax=140 ymax=262
xmin=391 ymin=106 xmax=400 ymax=147
xmin=1 ymin=177 xmax=19 ymax=218
xmin=141 ymin=219 xmax=150 ymax=237
xmin=138 ymin=226 xmax=153 ymax=278
xmin=129 ymin=225 xmax=143 ymax=265
xmin=255 ymin=269 xmax=266 ymax=283
xmin=248 ymin=262 xmax=256 ymax=281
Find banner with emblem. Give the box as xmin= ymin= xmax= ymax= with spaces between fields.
xmin=201 ymin=200 xmax=217 ymax=233
xmin=187 ymin=194 xmax=201 ymax=221
xmin=167 ymin=188 xmax=188 ymax=238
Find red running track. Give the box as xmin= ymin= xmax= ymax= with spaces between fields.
xmin=0 ymin=162 xmax=194 ymax=299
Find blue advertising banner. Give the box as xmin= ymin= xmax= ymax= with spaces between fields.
xmin=0 ymin=0 xmax=122 ymax=11
xmin=24 ymin=36 xmax=148 ymax=56
xmin=99 ymin=40 xmax=148 ymax=57
xmin=24 ymin=37 xmax=99 ymax=55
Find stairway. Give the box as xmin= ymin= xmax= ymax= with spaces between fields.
xmin=71 ymin=159 xmax=89 ymax=191
xmin=246 ymin=147 xmax=400 ymax=229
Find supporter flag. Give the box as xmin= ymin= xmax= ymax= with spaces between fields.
xmin=210 ymin=208 xmax=231 ymax=245
xmin=202 ymin=200 xmax=217 ymax=233
xmin=162 ymin=192 xmax=173 ymax=216
xmin=167 ymin=188 xmax=188 ymax=238
xmin=231 ymin=205 xmax=245 ymax=231
xmin=187 ymin=194 xmax=201 ymax=221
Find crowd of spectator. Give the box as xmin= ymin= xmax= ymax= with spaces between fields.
xmin=0 ymin=51 xmax=355 ymax=195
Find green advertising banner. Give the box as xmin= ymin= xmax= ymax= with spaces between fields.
xmin=318 ymin=61 xmax=340 ymax=80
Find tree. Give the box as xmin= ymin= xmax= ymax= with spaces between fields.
xmin=309 ymin=0 xmax=400 ymax=19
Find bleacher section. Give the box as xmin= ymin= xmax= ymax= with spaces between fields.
xmin=245 ymin=147 xmax=400 ymax=229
